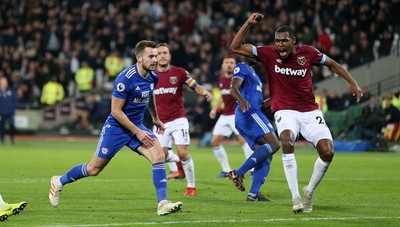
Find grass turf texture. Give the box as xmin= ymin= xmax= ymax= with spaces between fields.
xmin=0 ymin=139 xmax=399 ymax=226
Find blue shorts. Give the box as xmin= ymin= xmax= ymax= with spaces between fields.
xmin=235 ymin=110 xmax=275 ymax=150
xmin=94 ymin=123 xmax=157 ymax=160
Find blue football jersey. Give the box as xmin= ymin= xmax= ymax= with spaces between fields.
xmin=106 ymin=64 xmax=158 ymax=126
xmin=232 ymin=62 xmax=263 ymax=119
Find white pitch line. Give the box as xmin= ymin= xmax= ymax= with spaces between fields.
xmin=1 ymin=177 xmax=399 ymax=184
xmin=37 ymin=216 xmax=400 ymax=227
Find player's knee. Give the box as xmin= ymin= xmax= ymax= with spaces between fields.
xmin=210 ymin=138 xmax=220 ymax=147
xmin=321 ymin=149 xmax=334 ymax=162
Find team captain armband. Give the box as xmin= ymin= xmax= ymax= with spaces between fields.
xmin=185 ymin=77 xmax=198 ymax=90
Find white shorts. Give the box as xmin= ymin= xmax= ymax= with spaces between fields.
xmin=154 ymin=117 xmax=190 ymax=147
xmin=212 ymin=114 xmax=239 ymax=137
xmin=274 ymin=110 xmax=333 ymax=147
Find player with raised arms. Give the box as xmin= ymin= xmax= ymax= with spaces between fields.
xmin=230 ymin=13 xmax=362 ymax=213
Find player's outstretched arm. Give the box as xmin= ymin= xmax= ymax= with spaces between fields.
xmin=323 ymin=56 xmax=363 ymax=102
xmin=230 ymin=78 xmax=250 ymax=112
xmin=230 ymin=12 xmax=263 ymax=58
xmin=194 ymin=84 xmax=213 ymax=102
xmin=209 ymin=96 xmax=223 ymax=119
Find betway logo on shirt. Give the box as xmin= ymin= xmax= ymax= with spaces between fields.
xmin=275 ymin=65 xmax=307 ymax=77
xmin=153 ymin=87 xmax=178 ymax=95
xmin=220 ymin=89 xmax=230 ymax=95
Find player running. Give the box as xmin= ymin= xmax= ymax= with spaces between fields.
xmin=49 ymin=40 xmax=182 ymax=216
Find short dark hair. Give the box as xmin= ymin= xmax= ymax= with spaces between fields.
xmin=276 ymin=25 xmax=295 ymax=38
xmin=156 ymin=43 xmax=170 ymax=49
xmin=135 ymin=40 xmax=157 ymax=56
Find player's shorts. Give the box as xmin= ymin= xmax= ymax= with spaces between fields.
xmin=95 ymin=123 xmax=156 ymax=160
xmin=212 ymin=114 xmax=239 ymax=137
xmin=154 ymin=117 xmax=190 ymax=147
xmin=274 ymin=109 xmax=333 ymax=147
xmin=235 ymin=110 xmax=275 ymax=149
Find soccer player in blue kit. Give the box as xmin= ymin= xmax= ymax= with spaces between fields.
xmin=227 ymin=57 xmax=280 ymax=201
xmin=49 ymin=40 xmax=183 ymax=216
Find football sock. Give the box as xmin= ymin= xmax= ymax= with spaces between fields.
xmin=182 ymin=156 xmax=195 ymax=188
xmin=242 ymin=143 xmax=254 ymax=173
xmin=152 ymin=162 xmax=167 ymax=202
xmin=242 ymin=143 xmax=253 ymax=159
xmin=167 ymin=162 xmax=178 ymax=172
xmin=282 ymin=153 xmax=300 ymax=200
xmin=249 ymin=157 xmax=271 ymax=195
xmin=0 ymin=195 xmax=4 ymax=207
xmin=236 ymin=143 xmax=273 ymax=175
xmin=59 ymin=163 xmax=88 ymax=185
xmin=165 ymin=148 xmax=180 ymax=163
xmin=307 ymin=157 xmax=330 ymax=193
xmin=212 ymin=145 xmax=231 ymax=172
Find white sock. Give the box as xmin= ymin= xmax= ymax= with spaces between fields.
xmin=242 ymin=143 xmax=253 ymax=159
xmin=212 ymin=145 xmax=231 ymax=172
xmin=307 ymin=157 xmax=330 ymax=193
xmin=282 ymin=153 xmax=300 ymax=200
xmin=242 ymin=143 xmax=254 ymax=172
xmin=0 ymin=195 xmax=4 ymax=207
xmin=165 ymin=149 xmax=180 ymax=163
xmin=167 ymin=162 xmax=178 ymax=172
xmin=182 ymin=156 xmax=195 ymax=188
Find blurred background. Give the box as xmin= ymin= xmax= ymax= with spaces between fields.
xmin=0 ymin=0 xmax=399 ymax=147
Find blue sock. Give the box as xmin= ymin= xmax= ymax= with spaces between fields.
xmin=152 ymin=162 xmax=167 ymax=202
xmin=236 ymin=143 xmax=273 ymax=175
xmin=59 ymin=163 xmax=89 ymax=185
xmin=249 ymin=157 xmax=272 ymax=195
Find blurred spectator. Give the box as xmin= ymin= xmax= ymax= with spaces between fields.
xmin=327 ymin=89 xmax=341 ymax=111
xmin=74 ymin=61 xmax=94 ymax=94
xmin=40 ymin=76 xmax=64 ymax=106
xmin=104 ymin=50 xmax=124 ymax=81
xmin=353 ymin=95 xmax=385 ymax=140
xmin=0 ymin=77 xmax=17 ymax=144
xmin=340 ymin=86 xmax=358 ymax=110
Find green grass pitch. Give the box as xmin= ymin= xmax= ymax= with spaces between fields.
xmin=0 ymin=138 xmax=399 ymax=226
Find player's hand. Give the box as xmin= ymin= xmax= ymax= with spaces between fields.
xmin=136 ymin=130 xmax=154 ymax=147
xmin=209 ymin=109 xmax=217 ymax=119
xmin=240 ymin=101 xmax=251 ymax=113
xmin=153 ymin=119 xmax=165 ymax=135
xmin=248 ymin=12 xmax=264 ymax=24
xmin=262 ymin=98 xmax=270 ymax=111
xmin=203 ymin=90 xmax=213 ymax=102
xmin=351 ymin=84 xmax=363 ymax=103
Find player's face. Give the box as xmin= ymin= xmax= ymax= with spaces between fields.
xmin=157 ymin=46 xmax=171 ymax=67
xmin=275 ymin=32 xmax=295 ymax=59
xmin=138 ymin=47 xmax=158 ymax=71
xmin=221 ymin=58 xmax=236 ymax=75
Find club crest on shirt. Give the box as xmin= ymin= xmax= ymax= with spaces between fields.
xmin=297 ymin=56 xmax=306 ymax=66
xmin=169 ymin=76 xmax=177 ymax=84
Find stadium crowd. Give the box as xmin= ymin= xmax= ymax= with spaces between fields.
xmin=0 ymin=0 xmax=399 ymax=134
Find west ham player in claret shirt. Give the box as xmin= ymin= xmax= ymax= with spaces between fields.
xmin=154 ymin=43 xmax=212 ymax=196
xmin=231 ymin=13 xmax=363 ymax=213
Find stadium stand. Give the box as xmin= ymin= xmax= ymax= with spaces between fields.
xmin=0 ymin=0 xmax=399 ymax=138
